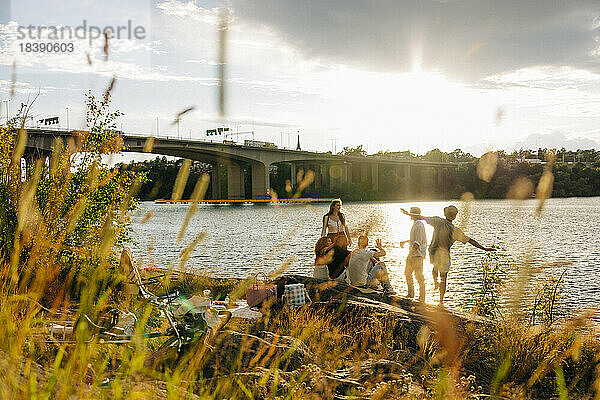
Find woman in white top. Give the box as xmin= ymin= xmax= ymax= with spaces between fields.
xmin=321 ymin=199 xmax=352 ymax=246
xmin=313 ymin=236 xmax=333 ymax=280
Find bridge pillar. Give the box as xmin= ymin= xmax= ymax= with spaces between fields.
xmin=434 ymin=167 xmax=444 ymax=197
xmin=290 ymin=163 xmax=297 ymax=189
xmin=440 ymin=167 xmax=447 ymax=196
xmin=342 ymin=163 xmax=349 ymax=183
xmin=313 ymin=164 xmax=322 ymax=190
xmin=371 ymin=163 xmax=379 ymax=191
xmin=329 ymin=163 xmax=349 ymax=188
xmin=227 ymin=163 xmax=244 ymax=200
xmin=312 ymin=164 xmax=319 ymax=190
xmin=321 ymin=164 xmax=330 ymax=190
xmin=360 ymin=164 xmax=368 ymax=183
xmin=251 ymin=161 xmax=270 ymax=199
xmin=399 ymin=164 xmax=414 ymax=199
xmin=210 ymin=163 xmax=221 ymax=200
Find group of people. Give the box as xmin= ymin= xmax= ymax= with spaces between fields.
xmin=314 ymin=200 xmax=395 ymax=295
xmin=314 ymin=199 xmax=495 ymax=304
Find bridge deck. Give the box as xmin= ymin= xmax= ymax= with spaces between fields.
xmin=154 ymin=198 xmax=336 ymax=204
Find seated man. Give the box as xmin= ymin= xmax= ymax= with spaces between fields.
xmin=347 ymin=234 xmax=395 ymax=295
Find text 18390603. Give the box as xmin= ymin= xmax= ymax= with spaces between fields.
xmin=20 ymin=42 xmax=74 ymax=53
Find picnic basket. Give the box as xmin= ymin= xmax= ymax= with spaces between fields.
xmin=246 ymin=272 xmax=277 ymax=308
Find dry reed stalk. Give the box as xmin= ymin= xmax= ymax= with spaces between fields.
xmin=178 ymin=173 xmax=210 ymax=243
xmin=171 ymin=159 xmax=191 ymax=202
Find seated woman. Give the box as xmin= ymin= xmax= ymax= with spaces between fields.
xmin=326 ymin=234 xmax=351 ymax=282
xmin=313 ymin=236 xmax=333 ymax=280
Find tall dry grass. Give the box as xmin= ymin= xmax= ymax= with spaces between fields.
xmin=0 ymin=90 xmax=599 ymax=399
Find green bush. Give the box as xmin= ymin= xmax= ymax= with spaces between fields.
xmin=0 ymin=91 xmax=144 ymax=306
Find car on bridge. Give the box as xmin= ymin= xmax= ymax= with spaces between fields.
xmin=244 ymin=139 xmax=278 ymax=149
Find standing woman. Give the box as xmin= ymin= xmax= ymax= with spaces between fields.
xmin=321 ymin=199 xmax=352 ymax=246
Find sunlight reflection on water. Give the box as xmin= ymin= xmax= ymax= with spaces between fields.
xmin=132 ymin=197 xmax=600 ymax=317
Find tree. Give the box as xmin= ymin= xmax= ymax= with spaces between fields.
xmin=0 ymin=90 xmax=144 ymax=306
xmin=423 ymin=148 xmax=444 ymax=162
xmin=339 ymin=145 xmax=367 ymax=157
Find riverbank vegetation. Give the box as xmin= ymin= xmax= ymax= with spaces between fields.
xmin=1 ymin=93 xmax=599 ymax=399
xmin=126 ymin=147 xmax=600 ymax=202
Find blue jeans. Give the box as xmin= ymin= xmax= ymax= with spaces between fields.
xmin=366 ymin=261 xmax=392 ymax=290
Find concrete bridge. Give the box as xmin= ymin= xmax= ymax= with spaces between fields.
xmin=24 ymin=129 xmax=458 ymax=200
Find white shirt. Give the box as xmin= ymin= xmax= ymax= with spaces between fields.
xmin=326 ymin=215 xmax=343 ymax=234
xmin=347 ymin=248 xmax=375 ymax=286
xmin=409 ymin=220 xmax=427 ymax=258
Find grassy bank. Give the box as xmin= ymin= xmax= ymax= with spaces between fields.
xmin=1 ymin=273 xmax=599 ymax=399
xmin=1 ymin=92 xmax=599 ymax=399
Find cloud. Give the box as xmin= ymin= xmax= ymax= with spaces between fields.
xmin=156 ymin=0 xmax=219 ymax=25
xmin=230 ymin=0 xmax=600 ymax=82
xmin=482 ymin=66 xmax=600 ymax=90
xmin=110 ymin=39 xmax=166 ymax=55
xmin=511 ymin=131 xmax=599 ymax=150
xmin=0 ymin=21 xmax=218 ymax=84
xmin=202 ymin=115 xmax=299 ymax=128
xmin=477 ymin=66 xmax=600 ymax=121
xmin=0 ymin=79 xmax=50 ymax=95
xmin=186 ymin=58 xmax=218 ymax=66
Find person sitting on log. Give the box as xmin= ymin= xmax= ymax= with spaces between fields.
xmin=326 ymin=234 xmax=351 ymax=282
xmin=313 ymin=236 xmax=333 ymax=280
xmin=347 ymin=234 xmax=395 ymax=295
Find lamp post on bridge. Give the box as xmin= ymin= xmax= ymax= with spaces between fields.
xmin=330 ymin=138 xmax=338 ymax=154
xmin=2 ymin=99 xmax=10 ymax=124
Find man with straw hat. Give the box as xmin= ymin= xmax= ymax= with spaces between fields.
xmin=402 ymin=205 xmax=496 ymax=305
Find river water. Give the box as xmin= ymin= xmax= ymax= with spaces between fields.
xmin=131 ymin=197 xmax=600 ymax=317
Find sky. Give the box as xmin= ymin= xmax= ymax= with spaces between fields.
xmin=1 ymin=0 xmax=600 ymax=157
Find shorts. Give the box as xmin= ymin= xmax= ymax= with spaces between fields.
xmin=432 ymin=262 xmax=451 ymax=274
xmin=430 ymin=248 xmax=451 ymax=273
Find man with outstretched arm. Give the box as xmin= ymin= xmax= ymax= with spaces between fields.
xmin=401 ymin=205 xmax=496 ymax=305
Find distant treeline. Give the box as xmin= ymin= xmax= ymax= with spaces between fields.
xmin=121 ymin=157 xmax=250 ymax=201
xmin=122 ymin=157 xmax=213 ymax=201
xmin=300 ymin=147 xmax=600 ymax=200
xmin=339 ymin=145 xmax=600 ymax=165
xmin=122 ymin=148 xmax=600 ymax=201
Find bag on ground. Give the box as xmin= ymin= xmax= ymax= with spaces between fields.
xmin=246 ymin=272 xmax=277 ymax=308
xmin=283 ymin=283 xmax=311 ymax=308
